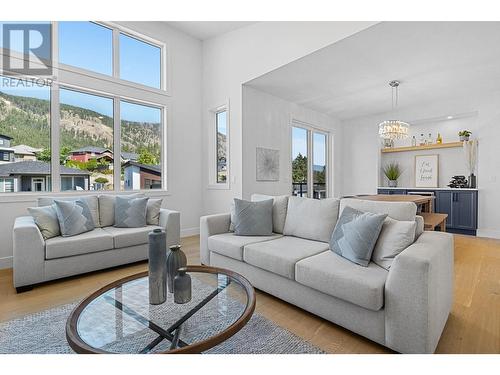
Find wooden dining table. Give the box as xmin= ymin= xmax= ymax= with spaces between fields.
xmin=354 ymin=194 xmax=434 ymax=213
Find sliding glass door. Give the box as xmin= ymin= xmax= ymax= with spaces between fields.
xmin=291 ymin=123 xmax=329 ymax=199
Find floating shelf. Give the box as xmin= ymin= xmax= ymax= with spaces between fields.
xmin=381 ymin=141 xmax=463 ymax=153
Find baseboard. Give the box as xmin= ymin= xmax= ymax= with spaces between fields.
xmin=0 ymin=256 xmax=13 ymax=270
xmin=476 ymin=229 xmax=500 ymax=239
xmin=181 ymin=226 xmax=199 ymax=237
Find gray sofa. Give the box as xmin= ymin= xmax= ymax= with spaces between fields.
xmin=200 ymin=195 xmax=454 ymax=354
xmin=13 ymin=195 xmax=180 ymax=292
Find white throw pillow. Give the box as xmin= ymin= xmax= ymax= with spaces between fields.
xmin=372 ymin=217 xmax=416 ymax=270
xmin=147 ymin=198 xmax=163 ymax=225
xmin=283 ymin=196 xmax=340 ymax=243
xmin=28 ymin=205 xmax=61 ymax=240
xmin=251 ymin=194 xmax=289 ymax=234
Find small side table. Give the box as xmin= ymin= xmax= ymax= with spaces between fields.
xmin=420 ymin=212 xmax=448 ymax=232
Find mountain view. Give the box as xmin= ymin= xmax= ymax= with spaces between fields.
xmin=0 ymin=91 xmax=161 ymax=159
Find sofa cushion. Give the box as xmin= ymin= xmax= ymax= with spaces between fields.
xmin=251 ymin=194 xmax=289 ymax=234
xmin=28 ymin=205 xmax=60 ymax=240
xmin=244 ymin=236 xmax=329 ymax=279
xmin=102 ymin=225 xmax=162 ymax=249
xmin=295 ymin=251 xmax=388 ymax=311
xmin=208 ymin=232 xmax=282 ymax=261
xmin=283 ymin=196 xmax=340 ymax=242
xmin=98 ymin=194 xmax=144 ymax=227
xmin=340 ymin=198 xmax=417 ymax=221
xmin=45 ymin=228 xmax=114 ymax=260
xmin=372 ymin=217 xmax=416 ymax=270
xmin=39 ymin=195 xmax=100 ymax=227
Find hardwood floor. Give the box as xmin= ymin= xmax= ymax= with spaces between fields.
xmin=0 ymin=234 xmax=498 ymax=353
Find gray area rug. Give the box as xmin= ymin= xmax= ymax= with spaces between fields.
xmin=0 ymin=302 xmax=324 ymax=354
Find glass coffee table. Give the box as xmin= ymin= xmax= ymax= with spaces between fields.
xmin=66 ymin=265 xmax=255 ymax=354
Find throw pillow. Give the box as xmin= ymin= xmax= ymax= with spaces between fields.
xmin=372 ymin=217 xmax=416 ymax=270
xmin=53 ymin=199 xmax=95 ymax=237
xmin=114 ymin=196 xmax=149 ymax=228
xmin=330 ymin=206 xmax=387 ymax=267
xmin=27 ymin=205 xmax=60 ymax=240
xmin=98 ymin=193 xmax=144 ymax=227
xmin=251 ymin=194 xmax=289 ymax=234
xmin=146 ymin=198 xmax=163 ymax=225
xmin=232 ymin=198 xmax=273 ymax=236
xmin=38 ymin=196 xmax=100 ymax=227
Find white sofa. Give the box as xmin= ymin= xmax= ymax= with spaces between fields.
xmin=13 ymin=195 xmax=180 ymax=292
xmin=200 ymin=195 xmax=454 ymax=354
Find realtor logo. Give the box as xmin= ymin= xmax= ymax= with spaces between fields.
xmin=2 ymin=23 xmax=52 ymax=76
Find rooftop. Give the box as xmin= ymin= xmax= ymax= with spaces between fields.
xmin=0 ymin=161 xmax=90 ymax=177
xmin=123 ymin=160 xmax=161 ymax=174
xmin=71 ymin=146 xmax=112 ymax=154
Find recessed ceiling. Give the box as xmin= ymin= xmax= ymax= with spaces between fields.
xmin=166 ymin=21 xmax=257 ymax=40
xmin=245 ymin=22 xmax=500 ymax=120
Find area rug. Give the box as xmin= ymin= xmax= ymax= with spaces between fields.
xmin=0 ymin=302 xmax=324 ymax=354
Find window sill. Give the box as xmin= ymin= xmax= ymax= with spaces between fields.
xmin=206 ymin=184 xmax=231 ymax=191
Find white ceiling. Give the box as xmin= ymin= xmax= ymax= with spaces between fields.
xmin=245 ymin=22 xmax=500 ymax=121
xmin=166 ymin=21 xmax=256 ymax=40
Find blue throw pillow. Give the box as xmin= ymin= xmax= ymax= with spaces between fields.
xmin=330 ymin=206 xmax=387 ymax=267
xmin=233 ymin=198 xmax=273 ymax=236
xmin=54 ymin=199 xmax=95 ymax=237
xmin=114 ymin=196 xmax=149 ymax=228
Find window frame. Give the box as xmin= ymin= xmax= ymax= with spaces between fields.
xmin=0 ymin=22 xmax=169 ymax=198
xmin=207 ymin=102 xmax=230 ymax=190
xmin=290 ymin=119 xmax=332 ymax=199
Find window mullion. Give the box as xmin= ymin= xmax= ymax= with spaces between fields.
xmin=112 ymin=28 xmax=120 ymax=79
xmin=50 ymin=81 xmax=61 ymax=193
xmin=113 ymin=98 xmax=121 ymax=192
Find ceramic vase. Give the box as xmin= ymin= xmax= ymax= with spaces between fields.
xmin=166 ymin=245 xmax=187 ymax=293
xmin=174 ymin=268 xmax=192 ymax=304
xmin=148 ymin=229 xmax=167 ymax=305
xmin=388 ymin=180 xmax=398 ymax=188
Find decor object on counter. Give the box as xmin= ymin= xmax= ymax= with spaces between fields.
xmin=378 ymin=80 xmax=410 ymax=140
xmin=148 ymin=228 xmax=167 ymax=305
xmin=419 ymin=133 xmax=426 ymax=146
xmin=427 ymin=133 xmax=433 ymax=145
xmin=415 ymin=154 xmax=439 ymax=188
xmin=463 ymin=139 xmax=478 ymax=188
xmin=447 ymin=175 xmax=468 ymax=189
xmin=382 ymin=162 xmax=403 ymax=187
xmin=166 ymin=245 xmax=187 ymax=293
xmin=411 ymin=136 xmax=417 ymax=147
xmin=173 ymin=268 xmax=192 ymax=304
xmin=256 ymin=147 xmax=280 ymax=181
xmin=436 ymin=133 xmax=443 ymax=144
xmin=383 ymin=138 xmax=394 ymax=148
xmin=458 ymin=130 xmax=472 ymax=141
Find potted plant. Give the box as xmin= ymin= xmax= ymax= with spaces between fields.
xmin=383 ymin=162 xmax=402 ymax=187
xmin=459 ymin=130 xmax=472 ymax=142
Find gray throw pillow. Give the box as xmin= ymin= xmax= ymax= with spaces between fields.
xmin=330 ymin=206 xmax=387 ymax=267
xmin=114 ymin=196 xmax=149 ymax=228
xmin=28 ymin=205 xmax=61 ymax=240
xmin=54 ymin=199 xmax=95 ymax=237
xmin=232 ymin=198 xmax=273 ymax=236
xmin=146 ymin=198 xmax=163 ymax=225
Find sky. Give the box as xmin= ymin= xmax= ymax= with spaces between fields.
xmin=0 ymin=21 xmax=161 ymax=123
xmin=292 ymin=126 xmax=326 ymax=166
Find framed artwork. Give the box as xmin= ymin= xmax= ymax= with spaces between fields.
xmin=415 ymin=154 xmax=439 ymax=187
xmin=256 ymin=147 xmax=280 ymax=181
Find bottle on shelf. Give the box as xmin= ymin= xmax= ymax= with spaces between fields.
xmin=436 ymin=133 xmax=443 ymax=144
xmin=428 ymin=133 xmax=433 ymax=145
xmin=419 ymin=133 xmax=426 ymax=146
xmin=411 ymin=135 xmax=417 ymax=147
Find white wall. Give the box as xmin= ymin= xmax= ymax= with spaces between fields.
xmin=341 ymin=93 xmax=500 ymax=238
xmin=202 ymin=22 xmax=377 ymax=214
xmin=242 ymin=86 xmax=343 ymax=199
xmin=0 ymin=22 xmax=203 ymax=268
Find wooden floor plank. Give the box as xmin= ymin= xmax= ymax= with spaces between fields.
xmin=0 ymin=234 xmax=498 ymax=353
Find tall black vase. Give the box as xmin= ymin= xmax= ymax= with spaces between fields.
xmin=469 ymin=173 xmax=477 ymax=188
xmin=166 ymin=245 xmax=187 ymax=293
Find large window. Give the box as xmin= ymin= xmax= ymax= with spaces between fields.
xmin=0 ymin=75 xmax=51 ymax=193
xmin=59 ymin=22 xmax=113 ymax=76
xmin=59 ymin=88 xmax=114 ymax=191
xmin=121 ymin=100 xmax=162 ymax=191
xmin=216 ymin=110 xmax=228 ymax=183
xmin=291 ymin=123 xmax=329 ymax=199
xmin=0 ymin=22 xmax=167 ymax=194
xmin=119 ymin=33 xmax=161 ymax=89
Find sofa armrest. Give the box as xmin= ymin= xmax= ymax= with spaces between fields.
xmin=385 ymin=231 xmax=454 ymax=353
xmin=159 ymin=209 xmax=180 ymax=248
xmin=199 ymin=213 xmax=231 ymax=265
xmin=13 ymin=216 xmax=45 ymax=288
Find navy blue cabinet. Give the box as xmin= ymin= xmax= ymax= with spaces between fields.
xmin=377 ymin=189 xmax=407 ymax=195
xmin=435 ymin=190 xmax=478 ymax=235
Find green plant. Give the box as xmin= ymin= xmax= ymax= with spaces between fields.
xmin=95 ymin=177 xmax=109 ymax=184
xmin=458 ymin=130 xmax=472 ymax=137
xmin=383 ymin=162 xmax=402 ymax=181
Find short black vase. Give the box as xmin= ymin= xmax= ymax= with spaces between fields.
xmin=174 ymin=268 xmax=192 ymax=304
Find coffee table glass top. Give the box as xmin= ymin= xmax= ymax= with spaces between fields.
xmin=66 ymin=266 xmax=255 ymax=354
